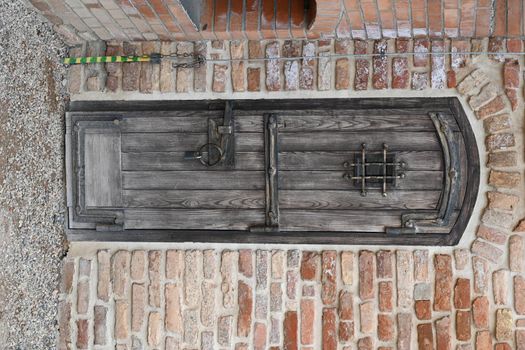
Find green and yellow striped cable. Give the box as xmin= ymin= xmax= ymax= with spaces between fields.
xmin=63 ymin=54 xmax=161 ymax=65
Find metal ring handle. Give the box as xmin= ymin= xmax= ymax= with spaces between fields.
xmin=198 ymin=143 xmax=224 ymax=167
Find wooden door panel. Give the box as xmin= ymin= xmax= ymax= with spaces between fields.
xmin=122 ymin=132 xmax=264 ymax=152
xmin=123 ymin=190 xmax=265 ymax=209
xmin=124 ymin=209 xmax=265 ymax=230
xmin=122 ymin=171 xmax=265 ymax=190
xmin=279 ymin=210 xmax=402 ymax=232
xmin=279 ymin=190 xmax=441 ymax=210
xmin=278 ymin=132 xmax=442 ymax=151
xmin=279 ymin=170 xmax=443 ymax=190
xmin=122 ymin=152 xmax=265 ymax=171
xmin=84 ymin=132 xmax=122 ymax=208
xmin=278 ymin=151 xmax=443 ymax=171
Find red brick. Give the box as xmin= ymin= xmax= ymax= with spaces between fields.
xmin=417 ymin=323 xmax=433 ymax=350
xmin=505 ymin=88 xmax=519 ymax=111
xmin=447 ymin=70 xmax=457 ymax=88
xmin=471 ymin=239 xmax=504 ymax=263
xmin=58 ymin=301 xmax=71 ymax=350
xmin=372 ymin=40 xmax=388 ymax=89
xmin=115 ymin=300 xmax=129 ymax=340
xmin=515 ymin=276 xmax=525 ymax=315
xmin=415 ymin=300 xmax=432 ymax=320
xmin=473 ymin=296 xmax=489 ymax=329
xmin=475 ymin=330 xmax=492 ymax=350
xmin=473 ymin=257 xmax=489 ymax=294
xmin=148 ymin=251 xmax=161 ymax=308
xmin=378 ymin=314 xmax=394 ymax=341
xmin=212 ymin=64 xmax=228 ymax=92
xmin=322 ymin=251 xmax=337 ymax=305
xmin=77 ymin=280 xmax=89 ymax=314
xmin=61 ymin=259 xmax=74 ymax=294
xmin=493 ymin=270 xmax=509 ymax=305
xmin=338 ymin=291 xmax=354 ymax=320
xmin=489 ymin=170 xmax=520 ymax=188
xmin=379 ymin=281 xmax=393 ymax=312
xmin=476 ymin=225 xmax=508 ymax=245
xmin=300 ymin=299 xmax=314 ymax=345
xmin=434 ymin=255 xmax=452 ymax=311
xmin=339 ymin=320 xmax=354 ymax=341
xmin=76 ymin=319 xmax=88 ymax=349
xmin=454 ymin=278 xmax=471 ymax=309
xmin=413 ymin=39 xmax=429 ymax=67
xmin=359 ymin=301 xmax=375 ymax=333
xmin=359 ymin=250 xmax=375 ymax=301
xmin=265 ymin=42 xmax=281 ymax=91
xmin=237 ymin=281 xmax=253 ymax=337
xmin=165 ymin=284 xmax=182 ymax=333
xmin=414 ymin=250 xmax=429 ymax=282
xmin=322 ymin=308 xmax=337 ymax=350
xmin=376 ymin=250 xmax=393 ymax=278
xmin=354 ymin=59 xmax=369 ymax=90
xmin=436 ymin=316 xmax=451 ymax=350
xmin=396 ymin=250 xmax=413 ymax=308
xmin=238 ymin=249 xmax=252 ymax=277
xmin=507 ymin=39 xmax=523 ymax=52
xmin=518 ymin=331 xmax=525 ymax=350
xmin=284 ymin=311 xmax=298 ymax=350
xmin=130 ymin=250 xmax=146 ymax=281
xmin=397 ymin=313 xmax=412 ymax=350
xmin=358 ymin=336 xmax=373 ymax=350
xmin=335 ymin=58 xmax=350 ymax=90
xmin=341 ymin=251 xmax=354 ymax=285
xmin=301 ymin=251 xmax=319 ymax=280
xmin=476 ymin=96 xmax=506 ymax=119
xmin=253 ymin=322 xmax=266 ymax=350
xmin=509 ymin=235 xmax=525 ymax=273
xmin=166 ymin=250 xmax=183 ymax=280
xmin=495 ymin=343 xmax=512 ymax=350
xmin=132 ymin=283 xmax=146 ymax=332
xmin=392 ymin=57 xmax=409 ymax=89
xmin=504 ymin=59 xmax=520 ymax=89
xmin=122 ymin=42 xmax=141 ymax=91
xmin=112 ymin=250 xmax=130 ymax=299
xmin=456 ymin=310 xmax=472 ymax=341
xmin=247 ymin=68 xmax=261 ymax=92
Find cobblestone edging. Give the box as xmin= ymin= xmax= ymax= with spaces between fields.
xmin=61 ymin=38 xmax=525 ymax=349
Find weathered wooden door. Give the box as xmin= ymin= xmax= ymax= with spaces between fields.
xmin=66 ymin=98 xmax=479 ymax=245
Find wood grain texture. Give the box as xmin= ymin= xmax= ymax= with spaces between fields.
xmin=123 ymin=190 xmax=265 ymax=208
xmin=122 ymin=151 xmax=442 ymax=171
xmin=124 ymin=209 xmax=265 ymax=230
xmin=279 ymin=210 xmax=401 ymax=232
xmin=122 ymin=171 xmax=265 ymax=190
xmin=84 ymin=133 xmax=122 ymax=207
xmin=279 ymin=190 xmax=441 ymax=209
xmin=279 ymin=171 xmax=443 ymax=190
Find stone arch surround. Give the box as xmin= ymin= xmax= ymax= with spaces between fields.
xmin=61 ymin=39 xmax=525 ymax=349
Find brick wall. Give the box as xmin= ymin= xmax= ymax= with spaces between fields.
xmin=61 ymin=36 xmax=525 ymax=349
xmin=59 ymin=242 xmax=525 ymax=349
xmin=27 ymin=0 xmax=525 ymax=44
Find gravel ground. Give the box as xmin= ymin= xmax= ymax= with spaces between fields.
xmin=0 ymin=1 xmax=69 ymax=348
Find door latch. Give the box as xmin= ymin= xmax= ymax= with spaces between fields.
xmin=184 ymin=102 xmax=235 ymax=169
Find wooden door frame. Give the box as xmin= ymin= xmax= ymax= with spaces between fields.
xmin=66 ymin=97 xmax=479 ymax=245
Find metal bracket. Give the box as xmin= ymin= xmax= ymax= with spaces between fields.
xmin=386 ymin=112 xmax=461 ymax=235
xmin=250 ymin=113 xmax=280 ymax=232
